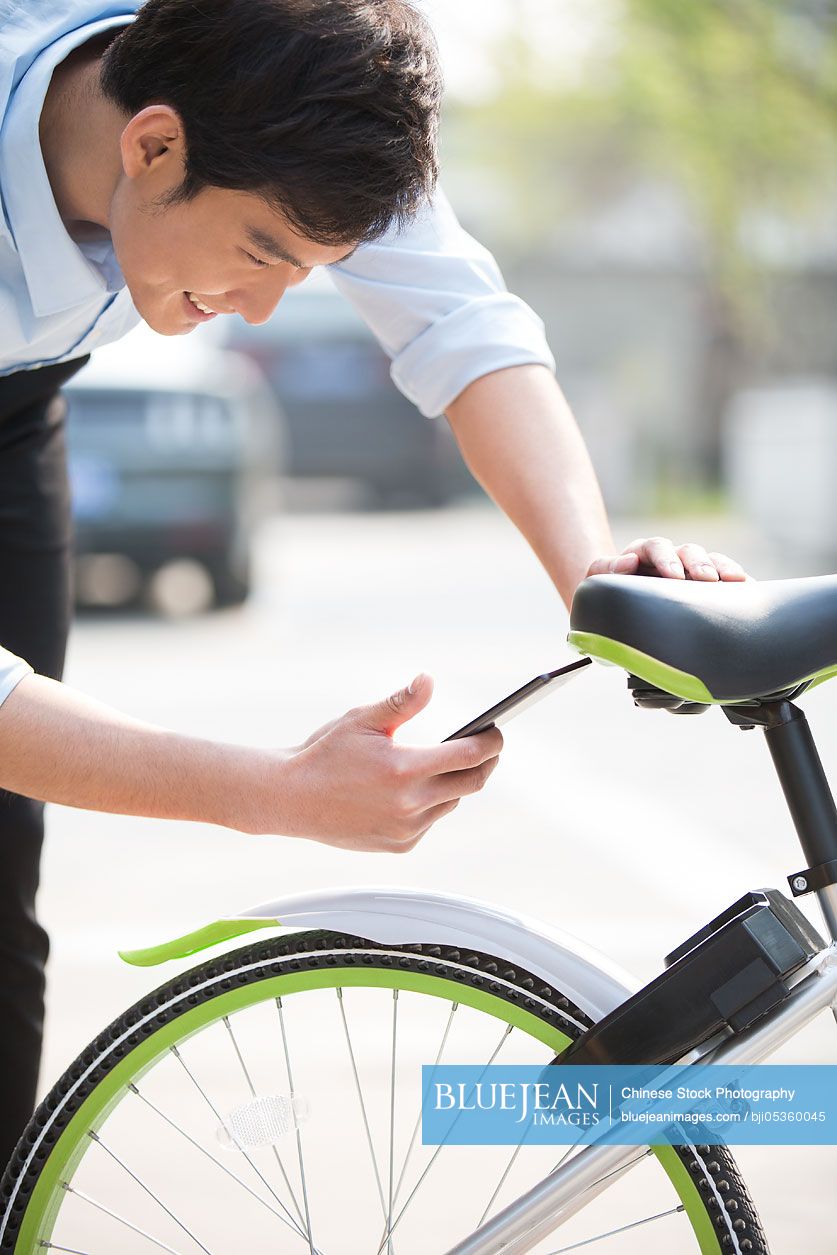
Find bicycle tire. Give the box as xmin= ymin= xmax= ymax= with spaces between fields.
xmin=0 ymin=929 xmax=769 ymax=1254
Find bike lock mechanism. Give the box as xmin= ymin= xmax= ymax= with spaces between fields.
xmin=552 ymin=888 xmax=825 ymax=1067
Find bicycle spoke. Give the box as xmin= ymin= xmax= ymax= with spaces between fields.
xmin=128 ymin=1082 xmax=310 ymax=1241
xmin=478 ymin=1040 xmax=575 ymax=1228
xmin=563 ymin=1147 xmax=652 ymax=1194
xmin=375 ymin=1022 xmax=516 ymax=1254
xmin=496 ymin=1147 xmax=656 ymax=1254
xmin=477 ymin=1142 xmax=526 ymax=1227
xmin=221 ymin=1015 xmax=309 ymax=1238
xmin=86 ymin=1131 xmax=214 ymax=1254
xmin=546 ymin=1203 xmax=685 ymax=1252
xmin=276 ymin=997 xmax=315 ymax=1255
xmin=473 ymin=1130 xmax=605 ymax=1236
xmin=385 ymin=989 xmax=399 ymax=1255
xmin=550 ymin=1140 xmax=585 ymax=1175
xmin=335 ymin=987 xmax=388 ymax=1222
xmin=39 ymin=1244 xmax=97 ymax=1253
xmin=391 ymin=1001 xmax=458 ymax=1210
xmin=58 ymin=1181 xmax=188 ymax=1254
xmin=168 ymin=1044 xmax=311 ymax=1246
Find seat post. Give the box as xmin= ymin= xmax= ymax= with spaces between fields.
xmin=759 ymin=701 xmax=837 ymax=939
xmin=761 ymin=702 xmax=837 ymax=865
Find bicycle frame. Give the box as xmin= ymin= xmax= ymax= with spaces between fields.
xmin=444 ymin=697 xmax=837 ymax=1253
xmin=445 ymin=943 xmax=837 ymax=1254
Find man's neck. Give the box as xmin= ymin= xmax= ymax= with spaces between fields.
xmin=39 ymin=39 xmax=126 ymax=235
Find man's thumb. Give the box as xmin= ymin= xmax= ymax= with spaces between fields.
xmin=360 ymin=672 xmax=434 ymax=735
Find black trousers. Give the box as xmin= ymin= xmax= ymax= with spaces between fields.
xmin=0 ymin=356 xmax=89 ymax=1173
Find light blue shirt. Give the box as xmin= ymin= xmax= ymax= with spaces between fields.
xmin=0 ymin=647 xmax=31 ymax=703
xmin=0 ymin=0 xmax=555 ymax=416
xmin=0 ymin=3 xmax=141 ymax=375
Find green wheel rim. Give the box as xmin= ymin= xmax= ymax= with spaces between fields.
xmin=17 ymin=962 xmax=721 ymax=1254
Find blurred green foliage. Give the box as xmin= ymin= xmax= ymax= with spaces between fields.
xmin=445 ymin=0 xmax=837 ymax=312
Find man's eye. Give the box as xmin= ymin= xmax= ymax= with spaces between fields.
xmin=244 ymin=251 xmax=270 ymax=268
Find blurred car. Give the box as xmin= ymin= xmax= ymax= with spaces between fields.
xmin=65 ymin=325 xmax=286 ymax=612
xmin=220 ymin=269 xmax=466 ymax=507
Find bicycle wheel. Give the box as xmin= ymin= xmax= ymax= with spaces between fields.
xmin=0 ymin=929 xmax=768 ymax=1254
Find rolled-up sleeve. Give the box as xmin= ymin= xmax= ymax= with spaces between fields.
xmin=0 ymin=644 xmax=32 ymax=707
xmin=328 ymin=187 xmax=556 ymax=418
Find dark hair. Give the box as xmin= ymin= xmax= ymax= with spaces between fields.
xmin=100 ymin=0 xmax=442 ymax=245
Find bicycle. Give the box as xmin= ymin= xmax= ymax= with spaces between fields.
xmin=3 ymin=570 xmax=837 ymax=1254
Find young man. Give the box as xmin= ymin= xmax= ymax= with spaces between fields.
xmin=0 ymin=0 xmax=747 ymax=1167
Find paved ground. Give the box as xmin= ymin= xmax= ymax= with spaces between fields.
xmin=34 ymin=499 xmax=837 ymax=1252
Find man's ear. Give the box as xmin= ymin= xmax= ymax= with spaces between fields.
xmin=120 ymin=104 xmax=185 ymax=181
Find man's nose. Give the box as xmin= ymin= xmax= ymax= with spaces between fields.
xmin=234 ymin=267 xmax=311 ymax=325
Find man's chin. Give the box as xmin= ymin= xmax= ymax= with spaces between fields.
xmin=132 ymin=294 xmax=196 ymax=336
xmin=149 ymin=322 xmax=196 ymax=337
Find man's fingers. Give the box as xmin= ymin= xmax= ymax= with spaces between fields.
xmin=424 ymin=755 xmax=500 ymax=805
xmin=676 ymin=544 xmax=749 ymax=582
xmin=356 ymin=671 xmax=434 ymax=736
xmin=623 ymin=536 xmax=684 ymax=578
xmin=385 ymin=799 xmax=461 ymax=852
xmin=707 ymin=551 xmax=749 ymax=581
xmin=417 ymin=726 xmax=504 ymax=776
xmin=585 ymin=538 xmax=752 ymax=584
xmin=586 ymin=552 xmax=638 ymax=576
xmin=676 ymin=542 xmax=718 ymax=581
xmin=410 ymin=798 xmax=460 ymax=837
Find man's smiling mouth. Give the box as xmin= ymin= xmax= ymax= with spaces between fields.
xmin=186 ymin=292 xmax=219 ymax=315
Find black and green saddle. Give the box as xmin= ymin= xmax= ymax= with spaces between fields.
xmin=569 ymin=574 xmax=837 ymax=705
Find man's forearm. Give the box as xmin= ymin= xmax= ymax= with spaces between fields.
xmin=0 ymin=670 xmax=505 ymax=852
xmin=0 ymin=674 xmax=270 ymax=832
xmin=445 ymin=364 xmax=614 ymax=609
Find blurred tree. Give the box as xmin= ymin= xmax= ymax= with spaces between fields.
xmin=447 ymin=0 xmax=836 ymax=282
xmin=442 ymin=0 xmax=837 ymax=480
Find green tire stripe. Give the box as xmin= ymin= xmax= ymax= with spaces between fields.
xmin=16 ymin=962 xmax=720 ymax=1254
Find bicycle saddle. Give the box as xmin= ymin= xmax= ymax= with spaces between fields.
xmin=569 ymin=573 xmax=837 ymax=704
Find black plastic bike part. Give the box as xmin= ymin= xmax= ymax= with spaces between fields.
xmin=787 ymin=859 xmax=837 ymax=897
xmin=551 ymin=889 xmax=825 ymax=1067
xmin=571 ymin=572 xmax=837 ymax=702
xmin=444 ymin=656 xmax=591 ymax=741
xmin=758 ymin=701 xmax=837 ymax=877
xmin=662 ymin=889 xmax=824 ymax=967
xmin=626 ymin=674 xmax=710 ymax=715
xmin=720 ymin=686 xmax=813 ymax=731
xmin=719 ymin=697 xmax=837 ymax=892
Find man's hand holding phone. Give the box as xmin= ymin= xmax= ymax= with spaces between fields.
xmin=267 ymin=672 xmax=503 ymax=852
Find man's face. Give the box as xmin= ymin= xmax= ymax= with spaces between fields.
xmin=109 ymin=108 xmax=357 ymax=335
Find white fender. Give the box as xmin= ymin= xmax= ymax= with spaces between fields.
xmin=236 ymin=884 xmax=640 ymax=1022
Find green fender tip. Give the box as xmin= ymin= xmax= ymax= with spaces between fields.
xmin=118 ymin=917 xmax=282 ymax=967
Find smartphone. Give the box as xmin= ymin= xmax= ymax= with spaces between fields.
xmin=443 ymin=657 xmax=592 ymax=741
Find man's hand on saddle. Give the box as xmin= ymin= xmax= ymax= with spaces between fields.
xmin=584 ymin=536 xmax=750 ymax=716
xmin=585 ymin=537 xmax=751 ymax=582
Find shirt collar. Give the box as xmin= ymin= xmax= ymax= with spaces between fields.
xmin=0 ymin=16 xmax=133 ymax=318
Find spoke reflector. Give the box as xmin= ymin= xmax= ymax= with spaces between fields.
xmin=217 ymin=1094 xmax=309 ymax=1150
